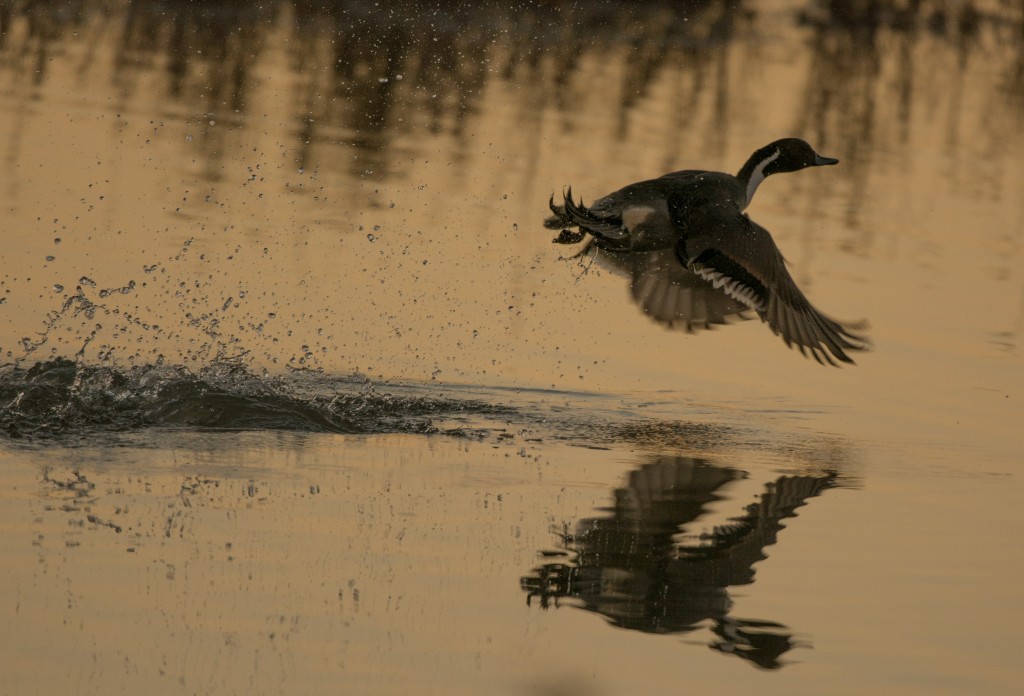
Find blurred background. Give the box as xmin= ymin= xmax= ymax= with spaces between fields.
xmin=1 ymin=0 xmax=1022 ymax=388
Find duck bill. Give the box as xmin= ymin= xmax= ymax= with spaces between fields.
xmin=814 ymin=154 xmax=839 ymax=166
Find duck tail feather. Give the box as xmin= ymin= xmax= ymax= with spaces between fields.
xmin=544 ymin=192 xmax=571 ymax=229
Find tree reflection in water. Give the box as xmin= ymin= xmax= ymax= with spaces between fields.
xmin=521 ymin=456 xmax=843 ymax=669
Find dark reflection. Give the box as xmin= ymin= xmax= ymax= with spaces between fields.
xmin=0 ymin=0 xmax=744 ymax=181
xmin=2 ymin=0 xmax=1021 ymax=193
xmin=794 ymin=0 xmax=1024 ymax=244
xmin=521 ymin=456 xmax=844 ymax=669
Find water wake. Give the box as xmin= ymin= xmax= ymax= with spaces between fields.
xmin=0 ymin=358 xmax=511 ymax=441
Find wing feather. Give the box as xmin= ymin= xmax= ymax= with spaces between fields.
xmin=592 ymin=248 xmax=751 ymax=332
xmin=679 ymin=206 xmax=869 ymax=365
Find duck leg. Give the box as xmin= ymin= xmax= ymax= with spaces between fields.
xmin=553 ymin=228 xmax=587 ymax=244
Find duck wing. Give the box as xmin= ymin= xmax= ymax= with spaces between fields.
xmin=675 ymin=203 xmax=869 ymax=365
xmin=590 ymin=247 xmax=752 ymax=332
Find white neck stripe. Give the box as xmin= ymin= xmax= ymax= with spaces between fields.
xmin=745 ymin=148 xmax=780 ymax=206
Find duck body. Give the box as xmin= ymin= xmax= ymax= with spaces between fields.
xmin=545 ymin=138 xmax=869 ymax=366
xmin=555 ymin=171 xmax=747 ymax=253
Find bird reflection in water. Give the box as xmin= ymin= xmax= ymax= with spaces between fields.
xmin=521 ymin=456 xmax=842 ymax=669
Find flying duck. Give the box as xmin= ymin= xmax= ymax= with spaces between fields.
xmin=545 ymin=138 xmax=869 ymax=366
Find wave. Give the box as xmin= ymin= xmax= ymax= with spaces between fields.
xmin=0 ymin=358 xmax=514 ymax=441
xmin=0 ymin=360 xmax=844 ymax=476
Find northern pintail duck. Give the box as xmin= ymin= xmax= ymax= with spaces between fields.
xmin=545 ymin=138 xmax=869 ymax=366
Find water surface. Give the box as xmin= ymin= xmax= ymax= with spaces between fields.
xmin=1 ymin=1 xmax=1022 ymax=694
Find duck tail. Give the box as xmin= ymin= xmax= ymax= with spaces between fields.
xmin=544 ymin=192 xmax=571 ymax=229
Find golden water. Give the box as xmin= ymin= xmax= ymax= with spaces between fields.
xmin=1 ymin=1 xmax=1022 ymax=694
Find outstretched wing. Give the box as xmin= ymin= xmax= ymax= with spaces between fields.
xmin=589 ymin=247 xmax=752 ymax=332
xmin=676 ymin=203 xmax=869 ymax=365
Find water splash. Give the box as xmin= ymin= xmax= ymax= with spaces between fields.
xmin=0 ymin=358 xmax=511 ymax=441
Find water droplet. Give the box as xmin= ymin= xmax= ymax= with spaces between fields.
xmin=79 ymin=276 xmax=96 ymax=287
xmin=45 ymin=255 xmax=56 ymax=262
xmin=366 ymin=234 xmax=376 ymax=242
xmin=373 ymin=225 xmax=381 ymax=231
xmin=378 ymin=77 xmax=389 ymax=83
xmin=53 ymin=284 xmax=64 ymax=293
xmin=186 ymin=134 xmax=193 ymax=142
xmin=53 ymin=237 xmax=62 ymax=245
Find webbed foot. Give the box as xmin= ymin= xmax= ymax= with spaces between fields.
xmin=552 ymin=228 xmax=586 ymax=245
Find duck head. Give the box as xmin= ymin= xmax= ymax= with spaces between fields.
xmin=739 ymin=138 xmax=838 ymax=206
